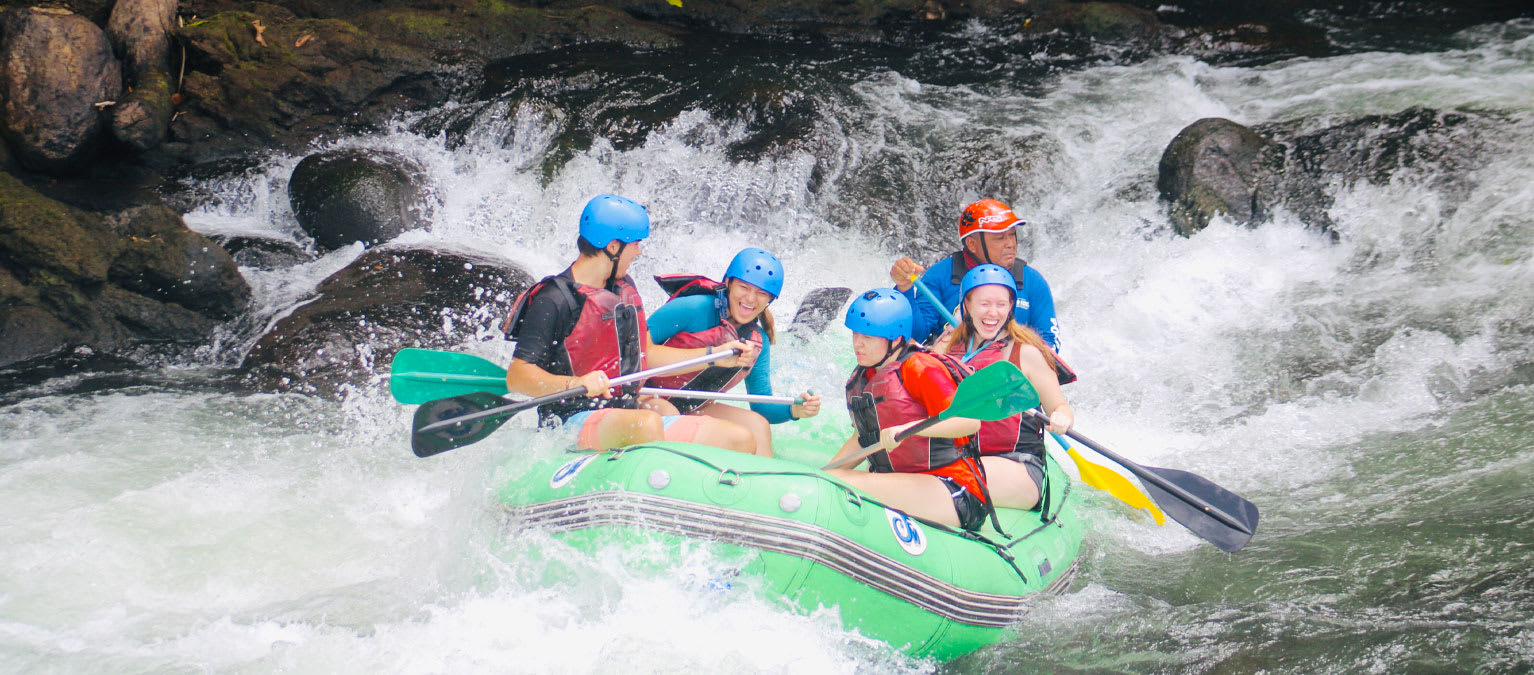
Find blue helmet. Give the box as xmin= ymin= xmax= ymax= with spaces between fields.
xmin=723 ymin=248 xmax=784 ymax=299
xmin=959 ymin=263 xmax=1017 ymax=304
xmin=844 ymin=288 xmax=912 ymax=341
xmin=579 ymin=194 xmax=649 ymax=249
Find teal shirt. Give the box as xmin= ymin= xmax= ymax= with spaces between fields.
xmin=648 ymin=294 xmax=794 ymax=424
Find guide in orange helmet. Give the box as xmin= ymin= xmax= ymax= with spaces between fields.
xmin=887 ymin=199 xmax=1061 ymax=349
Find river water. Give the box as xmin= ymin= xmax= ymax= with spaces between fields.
xmin=2 ymin=17 xmax=1532 ymax=675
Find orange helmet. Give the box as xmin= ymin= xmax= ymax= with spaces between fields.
xmin=958 ymin=199 xmax=1023 ymax=240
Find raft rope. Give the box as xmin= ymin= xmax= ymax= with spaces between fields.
xmin=602 ymin=444 xmax=1074 ymax=582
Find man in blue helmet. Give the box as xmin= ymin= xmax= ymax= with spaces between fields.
xmin=502 ymin=194 xmax=758 ymax=452
xmin=647 ymin=248 xmax=823 ymax=457
xmin=888 ymin=199 xmax=1060 ymax=350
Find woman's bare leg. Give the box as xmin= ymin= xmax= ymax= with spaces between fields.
xmin=825 ymin=470 xmax=960 ymax=527
xmin=695 ymin=402 xmax=774 ymax=457
xmin=579 ymin=409 xmax=664 ymax=450
xmin=980 ymin=456 xmax=1040 ymax=510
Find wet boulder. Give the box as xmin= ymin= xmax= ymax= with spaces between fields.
xmin=240 ymin=247 xmax=532 ymax=396
xmin=106 ymin=0 xmax=179 ymax=153
xmin=1025 ymin=2 xmax=1168 ymax=43
xmin=1270 ymin=107 xmax=1495 ymax=222
xmin=288 ymin=148 xmax=431 ymax=250
xmin=0 ymin=7 xmax=123 ymax=174
xmin=169 ymin=9 xmax=445 ymax=159
xmin=1157 ymin=117 xmax=1285 ymax=235
xmin=209 ymin=234 xmax=318 ymax=271
xmin=107 ymin=205 xmax=252 ymax=319
xmin=0 ymin=173 xmax=250 ymax=368
xmin=1159 ymin=108 xmax=1495 ymax=236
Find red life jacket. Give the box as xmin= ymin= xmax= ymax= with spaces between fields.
xmin=503 ymin=273 xmax=649 ymax=381
xmin=647 ymin=274 xmax=765 ymax=413
xmin=951 ymin=338 xmax=1044 ymax=457
xmin=845 ymin=347 xmax=976 ymax=474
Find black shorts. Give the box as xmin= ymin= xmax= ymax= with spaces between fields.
xmin=992 ymin=451 xmax=1045 ymax=497
xmin=934 ymin=476 xmax=989 ymax=532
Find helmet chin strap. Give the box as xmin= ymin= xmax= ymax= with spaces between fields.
xmin=869 ymin=337 xmax=907 ymax=371
xmin=602 ymin=241 xmax=628 ymax=291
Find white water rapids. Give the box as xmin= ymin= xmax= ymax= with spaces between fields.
xmin=2 ymin=19 xmax=1532 ymax=674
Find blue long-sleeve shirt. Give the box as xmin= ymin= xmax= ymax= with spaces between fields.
xmin=903 ymin=254 xmax=1060 ymax=350
xmin=647 ymin=294 xmax=796 ymax=424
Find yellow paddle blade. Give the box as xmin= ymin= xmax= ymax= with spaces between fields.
xmin=1067 ymin=447 xmax=1166 ymax=525
xmin=668 ymin=0 xmax=682 ymax=6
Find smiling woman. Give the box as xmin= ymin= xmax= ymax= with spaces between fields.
xmin=647 ymin=248 xmax=823 ymax=457
xmin=5 ymin=4 xmax=1533 ymax=671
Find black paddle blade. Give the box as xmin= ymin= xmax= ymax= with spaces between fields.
xmin=411 ymin=392 xmax=514 ymax=458
xmin=1140 ymin=465 xmax=1260 ymax=553
xmin=786 ymin=287 xmax=852 ymax=339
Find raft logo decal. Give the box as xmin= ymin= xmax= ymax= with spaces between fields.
xmin=550 ymin=454 xmax=597 ymax=489
xmin=886 ymin=508 xmax=927 ymax=556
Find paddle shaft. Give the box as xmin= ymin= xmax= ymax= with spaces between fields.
xmin=1028 ymin=411 xmax=1253 ymax=535
xmin=638 ymin=388 xmax=803 ymax=405
xmin=822 ymin=416 xmax=942 ymax=470
xmin=910 ymin=275 xmax=960 ymax=328
xmin=416 ymin=349 xmax=740 ymax=434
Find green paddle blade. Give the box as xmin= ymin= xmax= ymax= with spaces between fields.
xmin=390 ymin=348 xmax=509 ymax=404
xmin=942 ymin=360 xmax=1040 ymax=422
xmin=411 ymin=392 xmax=515 ymax=457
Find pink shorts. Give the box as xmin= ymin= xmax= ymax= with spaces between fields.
xmin=566 ymin=410 xmax=707 ymax=449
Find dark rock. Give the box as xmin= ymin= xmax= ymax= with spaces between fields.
xmin=353 ymin=3 xmax=681 ymax=63
xmin=91 ymin=282 xmax=220 ymax=341
xmin=287 ymin=148 xmax=431 ymax=250
xmin=170 ymin=9 xmax=445 ymax=155
xmin=106 ymin=204 xmax=252 ymax=318
xmin=240 ymin=247 xmax=532 ymax=396
xmin=106 ymin=0 xmax=177 ymax=77
xmin=0 ymin=172 xmax=250 ymax=368
xmin=1158 ymin=107 xmax=1500 ymax=237
xmin=0 ymin=302 xmax=75 ymax=366
xmin=104 ymin=0 xmax=177 ymax=152
xmin=0 ymin=8 xmax=123 ymax=174
xmin=1157 ymin=117 xmax=1284 ymax=235
xmin=110 ymin=70 xmax=175 ymax=151
xmin=0 ymin=171 xmax=119 ymax=284
xmin=1266 ymin=107 xmax=1495 ymax=221
xmin=1026 ymin=1 xmax=1168 ymax=43
xmin=210 ymin=234 xmax=318 ymax=270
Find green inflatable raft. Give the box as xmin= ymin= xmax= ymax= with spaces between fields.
xmin=495 ymin=441 xmax=1084 ymax=661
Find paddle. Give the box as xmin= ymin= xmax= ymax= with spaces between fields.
xmin=390 ymin=349 xmax=805 ymax=407
xmin=637 ymin=388 xmax=803 ymax=406
xmin=390 ymin=348 xmax=509 ymax=403
xmin=911 ymin=276 xmax=1166 ymax=524
xmin=823 ymin=360 xmax=1040 ymax=470
xmin=1049 ymin=430 xmax=1165 ymax=525
xmin=411 ymin=349 xmax=739 ymax=458
xmin=1027 ymin=411 xmax=1258 ymax=553
xmin=910 ymin=275 xmax=959 ymax=329
xmin=785 ymin=286 xmax=853 ymax=340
